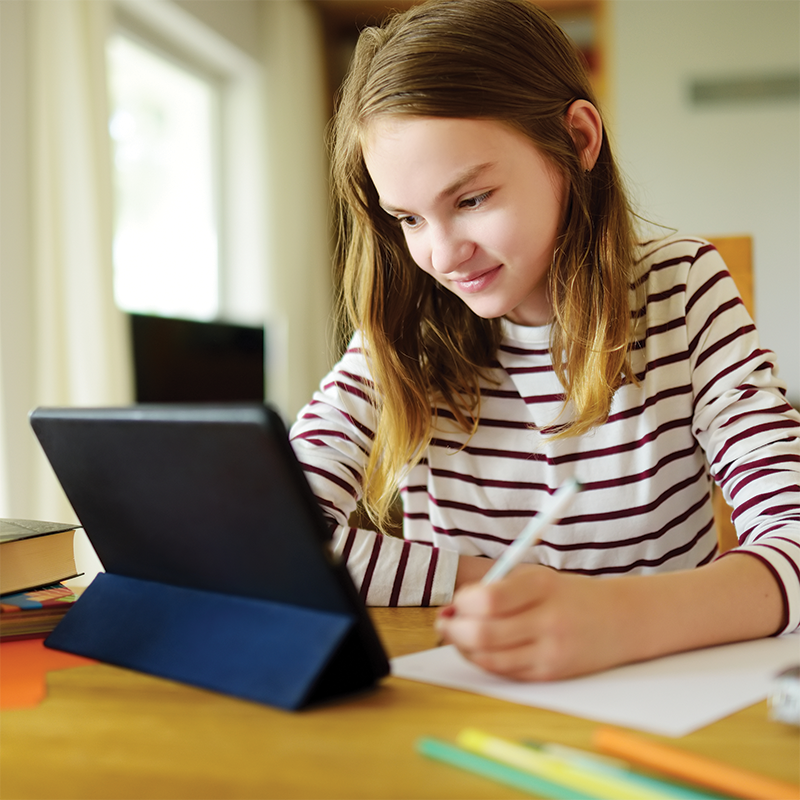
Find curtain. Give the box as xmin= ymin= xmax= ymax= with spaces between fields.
xmin=0 ymin=0 xmax=133 ymax=582
xmin=261 ymin=0 xmax=333 ymax=421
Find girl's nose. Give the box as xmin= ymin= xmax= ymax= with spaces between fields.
xmin=429 ymin=226 xmax=476 ymax=275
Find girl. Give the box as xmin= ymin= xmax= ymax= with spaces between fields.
xmin=290 ymin=0 xmax=800 ymax=680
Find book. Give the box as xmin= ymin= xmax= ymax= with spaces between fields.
xmin=0 ymin=519 xmax=80 ymax=595
xmin=0 ymin=582 xmax=78 ymax=641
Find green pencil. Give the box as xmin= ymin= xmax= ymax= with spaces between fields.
xmin=417 ymin=737 xmax=597 ymax=799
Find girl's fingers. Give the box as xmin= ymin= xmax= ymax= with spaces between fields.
xmin=450 ymin=564 xmax=553 ymax=617
xmin=439 ymin=606 xmax=537 ymax=651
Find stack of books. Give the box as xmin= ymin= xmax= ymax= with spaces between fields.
xmin=0 ymin=519 xmax=81 ymax=641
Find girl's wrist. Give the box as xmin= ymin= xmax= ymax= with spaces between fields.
xmin=455 ymin=554 xmax=494 ymax=589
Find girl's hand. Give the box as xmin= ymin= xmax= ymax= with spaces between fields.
xmin=438 ymin=553 xmax=785 ymax=682
xmin=436 ymin=565 xmax=631 ymax=681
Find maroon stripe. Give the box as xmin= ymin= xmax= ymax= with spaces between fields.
xmin=749 ymin=534 xmax=800 ymax=551
xmin=340 ymin=527 xmax=357 ymax=563
xmin=686 ymin=260 xmax=731 ymax=315
xmin=358 ymin=534 xmax=383 ymax=602
xmin=607 ymin=386 xmax=692 ymax=423
xmin=726 ymin=469 xmax=793 ymax=501
xmin=647 ymin=241 xmax=713 ymax=274
xmin=336 ymin=412 xmax=376 ymax=441
xmin=557 ymin=467 xmax=708 ymax=526
xmin=427 ymin=490 xmax=711 ymax=551
xmin=732 ymin=493 xmax=800 ymax=523
xmin=434 ymin=408 xmax=536 ymax=431
xmin=687 ymin=297 xmax=742 ymax=357
xmin=314 ymin=495 xmax=339 ymax=514
xmin=499 ymin=344 xmax=549 ymax=357
xmin=300 ymin=461 xmax=359 ymax=498
xmin=558 ymin=421 xmax=696 ymax=463
xmin=567 ymin=527 xmax=716 ymax=576
xmin=429 ymin=437 xmax=548 ymax=462
xmin=749 ymin=524 xmax=789 ymax=541
xmin=541 ymin=492 xmax=710 ymax=552
xmin=523 ymin=393 xmax=566 ymax=406
xmin=686 ymin=269 xmax=729 ymax=315
xmin=321 ymin=379 xmax=373 ymax=404
xmin=293 ymin=426 xmax=362 ymax=445
xmin=338 ymin=370 xmax=375 ymax=389
xmin=721 ymin=550 xmax=791 ymax=632
xmin=421 ymin=549 xmax=439 ymax=607
xmin=429 ymin=524 xmax=506 ymax=544
xmin=481 ymin=387 xmax=535 ymax=400
xmin=505 ymin=364 xmax=553 ymax=376
xmin=698 ymin=544 xmax=718 ymax=566
xmin=647 ymin=283 xmax=686 ymax=306
xmin=429 ymin=467 xmax=549 ymax=491
xmin=389 ymin=541 xmax=411 ymax=607
xmin=724 ymin=462 xmax=800 ymax=496
xmin=695 ymin=325 xmax=758 ymax=370
xmin=428 ymin=427 xmax=697 ymax=466
xmin=695 ymin=349 xmax=774 ymax=407
xmin=711 ymin=420 xmax=799 ymax=470
xmin=302 ymin=399 xmax=376 ymax=440
xmin=714 ymin=403 xmax=798 ymax=435
xmin=643 ymin=316 xmax=685 ymax=340
xmin=420 ymin=449 xmax=701 ymax=522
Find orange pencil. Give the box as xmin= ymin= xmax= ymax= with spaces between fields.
xmin=594 ymin=727 xmax=800 ymax=800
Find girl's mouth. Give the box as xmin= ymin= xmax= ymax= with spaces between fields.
xmin=453 ymin=265 xmax=501 ymax=293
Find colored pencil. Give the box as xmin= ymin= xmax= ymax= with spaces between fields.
xmin=416 ymin=737 xmax=596 ymax=799
xmin=457 ymin=728 xmax=683 ymax=800
xmin=524 ymin=740 xmax=726 ymax=800
xmin=594 ymin=727 xmax=800 ymax=800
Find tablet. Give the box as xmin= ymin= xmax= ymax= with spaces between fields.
xmin=30 ymin=403 xmax=389 ymax=707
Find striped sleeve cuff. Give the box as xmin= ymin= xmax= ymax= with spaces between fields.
xmin=332 ymin=526 xmax=460 ymax=607
xmin=720 ymin=536 xmax=800 ymax=634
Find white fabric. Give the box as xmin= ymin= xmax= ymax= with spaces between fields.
xmin=0 ymin=2 xmax=132 ymax=580
xmin=291 ymin=236 xmax=800 ymax=632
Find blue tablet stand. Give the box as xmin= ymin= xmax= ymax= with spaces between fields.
xmin=46 ymin=572 xmax=372 ymax=710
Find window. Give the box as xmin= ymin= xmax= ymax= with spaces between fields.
xmin=107 ymin=33 xmax=221 ymax=321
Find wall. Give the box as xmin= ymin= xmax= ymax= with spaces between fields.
xmin=609 ymin=0 xmax=800 ymax=404
xmin=0 ymin=0 xmax=34 ymax=515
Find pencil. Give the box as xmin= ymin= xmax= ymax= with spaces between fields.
xmin=524 ymin=740 xmax=727 ymax=800
xmin=417 ymin=737 xmax=597 ymax=799
xmin=482 ymin=478 xmax=580 ymax=584
xmin=594 ymin=727 xmax=800 ymax=800
xmin=457 ymin=728 xmax=682 ymax=800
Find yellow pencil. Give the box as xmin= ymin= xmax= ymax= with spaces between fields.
xmin=457 ymin=729 xmax=682 ymax=800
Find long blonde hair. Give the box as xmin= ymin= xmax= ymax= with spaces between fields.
xmin=330 ymin=0 xmax=638 ymax=528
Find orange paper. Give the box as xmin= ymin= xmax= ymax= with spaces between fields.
xmin=0 ymin=638 xmax=96 ymax=709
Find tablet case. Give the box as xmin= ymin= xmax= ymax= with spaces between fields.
xmin=30 ymin=404 xmax=390 ymax=710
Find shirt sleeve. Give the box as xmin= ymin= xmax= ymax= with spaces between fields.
xmin=687 ymin=242 xmax=800 ymax=634
xmin=289 ymin=332 xmax=459 ymax=606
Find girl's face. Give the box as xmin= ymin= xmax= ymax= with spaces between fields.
xmin=363 ymin=115 xmax=567 ymax=326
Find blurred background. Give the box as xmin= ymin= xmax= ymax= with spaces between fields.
xmin=1 ymin=0 xmax=798 ymax=578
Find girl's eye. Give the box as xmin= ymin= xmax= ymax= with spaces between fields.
xmin=398 ymin=214 xmax=422 ymax=229
xmin=460 ymin=191 xmax=491 ymax=210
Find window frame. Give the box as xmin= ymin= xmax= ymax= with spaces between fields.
xmin=109 ymin=0 xmax=266 ymax=328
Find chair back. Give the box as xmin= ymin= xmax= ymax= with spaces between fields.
xmin=707 ymin=235 xmax=754 ymax=552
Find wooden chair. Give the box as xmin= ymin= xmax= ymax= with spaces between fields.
xmin=707 ymin=235 xmax=754 ymax=553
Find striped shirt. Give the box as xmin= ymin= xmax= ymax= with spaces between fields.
xmin=290 ymin=236 xmax=800 ymax=633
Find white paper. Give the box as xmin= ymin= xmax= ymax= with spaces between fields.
xmin=391 ymin=631 xmax=800 ymax=737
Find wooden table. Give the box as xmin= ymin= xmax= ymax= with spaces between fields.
xmin=2 ymin=608 xmax=798 ymax=799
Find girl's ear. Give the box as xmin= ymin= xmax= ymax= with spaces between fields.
xmin=564 ymin=100 xmax=603 ymax=171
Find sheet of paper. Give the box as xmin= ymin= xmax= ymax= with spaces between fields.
xmin=391 ymin=631 xmax=800 ymax=737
